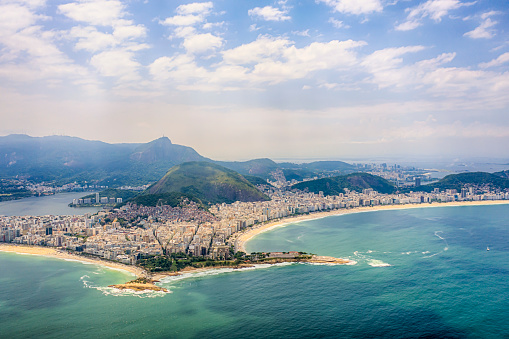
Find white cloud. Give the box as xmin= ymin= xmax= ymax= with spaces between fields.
xmin=328 ymin=18 xmax=349 ymax=28
xmin=292 ymin=29 xmax=310 ymax=36
xmin=222 ymin=36 xmax=293 ymax=65
xmin=183 ymin=33 xmax=223 ymax=54
xmin=161 ymin=2 xmax=214 ymax=27
xmin=69 ymin=26 xmax=116 ymax=51
xmin=395 ymin=20 xmax=421 ymax=31
xmin=161 ymin=14 xmax=203 ymax=26
xmin=176 ymin=2 xmax=213 ymax=15
xmin=481 ymin=11 xmax=501 ymax=20
xmin=58 ymin=0 xmax=125 ymax=26
xmin=149 ymin=36 xmax=367 ymax=90
xmin=362 ymin=46 xmax=426 ymax=73
xmin=149 ymin=55 xmax=209 ymax=82
xmin=248 ymin=6 xmax=291 ymax=21
xmin=479 ymin=53 xmax=509 ymax=68
xmin=90 ymin=50 xmax=141 ymax=81
xmin=396 ymin=0 xmax=475 ymax=31
xmin=0 ymin=3 xmax=47 ymax=33
xmin=317 ymin=0 xmax=383 ymax=15
xmin=0 ymin=2 xmax=91 ymax=85
xmin=464 ymin=18 xmax=497 ymax=39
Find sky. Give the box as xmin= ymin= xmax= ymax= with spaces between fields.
xmin=0 ymin=0 xmax=508 ymax=161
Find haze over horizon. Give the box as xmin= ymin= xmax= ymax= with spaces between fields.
xmin=1 ymin=0 xmax=508 ymax=160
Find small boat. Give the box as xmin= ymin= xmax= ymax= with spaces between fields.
xmin=487 ymin=247 xmax=490 ymax=251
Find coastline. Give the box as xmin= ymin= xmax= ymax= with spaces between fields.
xmin=0 ymin=243 xmax=145 ymax=278
xmin=236 ymin=200 xmax=509 ymax=253
xmin=2 ymin=200 xmax=509 ymax=285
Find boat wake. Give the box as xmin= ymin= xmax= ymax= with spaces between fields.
xmin=424 ymin=231 xmax=449 ymax=258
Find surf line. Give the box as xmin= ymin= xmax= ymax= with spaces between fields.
xmin=424 ymin=231 xmax=449 ymax=258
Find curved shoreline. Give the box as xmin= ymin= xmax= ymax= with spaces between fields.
xmin=0 ymin=244 xmax=145 ymax=278
xmin=236 ymin=200 xmax=509 ymax=253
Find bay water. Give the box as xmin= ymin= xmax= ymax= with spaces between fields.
xmin=1 ymin=204 xmax=509 ymax=338
xmin=0 ymin=192 xmax=101 ymax=216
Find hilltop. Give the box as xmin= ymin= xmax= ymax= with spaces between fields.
xmin=0 ymin=134 xmax=358 ymax=189
xmin=291 ymin=173 xmax=396 ymax=196
xmin=0 ymin=135 xmax=209 ymax=186
xmin=137 ymin=162 xmax=269 ymax=205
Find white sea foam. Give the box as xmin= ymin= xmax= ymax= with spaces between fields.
xmin=62 ymin=258 xmax=95 ymax=264
xmin=80 ymin=274 xmax=167 ymax=298
xmin=367 ymin=259 xmax=391 ymax=267
xmin=159 ymin=263 xmax=294 ymax=285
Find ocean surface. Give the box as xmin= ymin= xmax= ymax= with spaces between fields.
xmin=0 ymin=192 xmax=101 ymax=216
xmin=1 ymin=204 xmax=509 ymax=338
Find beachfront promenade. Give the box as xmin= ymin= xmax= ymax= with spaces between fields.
xmin=1 ymin=186 xmax=509 ymax=268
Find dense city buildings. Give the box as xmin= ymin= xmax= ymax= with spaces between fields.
xmin=2 ymin=183 xmax=508 ymax=265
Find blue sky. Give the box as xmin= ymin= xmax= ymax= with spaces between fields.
xmin=0 ymin=0 xmax=508 ymax=160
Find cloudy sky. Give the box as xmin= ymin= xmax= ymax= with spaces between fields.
xmin=0 ymin=0 xmax=508 ymax=160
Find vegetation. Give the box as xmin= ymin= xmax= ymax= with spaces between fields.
xmin=291 ymin=172 xmax=396 ymax=196
xmin=132 ymin=192 xmax=203 ymax=208
xmin=138 ymin=253 xmax=244 ymax=272
xmin=0 ymin=134 xmax=207 ymax=187
xmin=282 ymin=168 xmax=316 ymax=181
xmin=243 ymin=175 xmax=273 ymax=187
xmin=0 ymin=185 xmax=33 ymax=202
xmin=494 ymin=170 xmax=509 ymax=179
xmin=216 ymin=158 xmax=279 ymax=180
xmin=144 ymin=161 xmax=270 ymax=205
xmin=412 ymin=172 xmax=509 ymax=192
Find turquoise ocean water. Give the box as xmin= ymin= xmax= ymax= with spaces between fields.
xmin=1 ymin=204 xmax=509 ymax=338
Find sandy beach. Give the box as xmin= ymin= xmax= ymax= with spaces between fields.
xmin=235 ymin=200 xmax=509 ymax=253
xmin=0 ymin=243 xmax=146 ymax=278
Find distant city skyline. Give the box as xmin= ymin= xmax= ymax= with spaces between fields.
xmin=0 ymin=0 xmax=508 ymax=160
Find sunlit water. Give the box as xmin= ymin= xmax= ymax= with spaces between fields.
xmin=1 ymin=204 xmax=509 ymax=338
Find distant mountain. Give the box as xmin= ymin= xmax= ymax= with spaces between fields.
xmin=415 ymin=172 xmax=509 ymax=192
xmin=0 ymin=134 xmax=208 ymax=186
xmin=140 ymin=161 xmax=269 ymax=205
xmin=301 ymin=161 xmax=355 ymax=172
xmin=0 ymin=134 xmax=357 ymax=188
xmin=130 ymin=137 xmax=205 ymax=164
xmin=292 ymin=173 xmax=396 ymax=196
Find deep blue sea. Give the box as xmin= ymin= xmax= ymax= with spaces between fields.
xmin=1 ymin=204 xmax=509 ymax=338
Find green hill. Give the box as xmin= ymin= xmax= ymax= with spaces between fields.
xmin=141 ymin=162 xmax=269 ymax=205
xmin=216 ymin=158 xmax=279 ymax=179
xmin=292 ymin=173 xmax=396 ymax=196
xmin=415 ymin=172 xmax=509 ymax=192
xmin=494 ymin=170 xmax=509 ymax=179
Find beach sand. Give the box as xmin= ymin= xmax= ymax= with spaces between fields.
xmin=2 ymin=200 xmax=508 ymax=282
xmin=0 ymin=243 xmax=145 ymax=278
xmin=235 ymin=200 xmax=509 ymax=253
